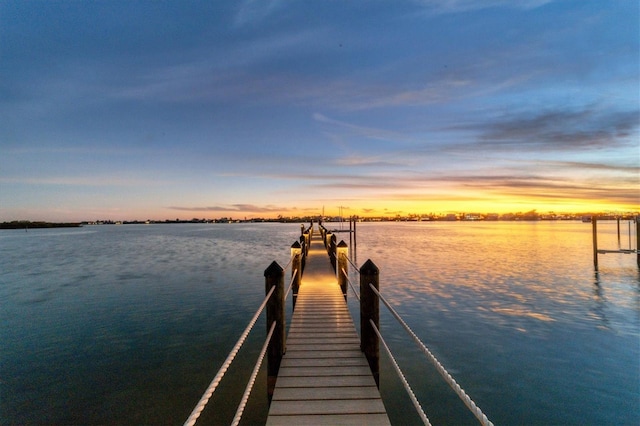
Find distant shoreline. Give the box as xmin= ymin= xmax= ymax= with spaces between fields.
xmin=0 ymin=221 xmax=82 ymax=230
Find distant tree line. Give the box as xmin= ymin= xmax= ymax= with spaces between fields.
xmin=0 ymin=221 xmax=82 ymax=229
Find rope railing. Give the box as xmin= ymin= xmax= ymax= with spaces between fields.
xmin=183 ymin=285 xmax=276 ymax=426
xmin=370 ymin=319 xmax=431 ymax=426
xmin=230 ymin=321 xmax=276 ymax=426
xmin=282 ymin=254 xmax=294 ymax=272
xmin=284 ymin=268 xmax=298 ymax=299
xmin=369 ymin=283 xmax=494 ymax=426
xmin=341 ymin=267 xmax=360 ymax=301
xmin=347 ymin=256 xmax=360 ymax=272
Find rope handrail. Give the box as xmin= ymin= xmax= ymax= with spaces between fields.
xmin=231 ymin=321 xmax=276 ymax=426
xmin=341 ymin=267 xmax=360 ymax=301
xmin=282 ymin=254 xmax=294 ymax=272
xmin=369 ymin=283 xmax=494 ymax=426
xmin=183 ymin=285 xmax=276 ymax=426
xmin=284 ymin=268 xmax=298 ymax=299
xmin=370 ymin=319 xmax=431 ymax=426
xmin=347 ymin=256 xmax=360 ymax=272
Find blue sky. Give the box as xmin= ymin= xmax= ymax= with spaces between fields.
xmin=1 ymin=0 xmax=638 ymax=221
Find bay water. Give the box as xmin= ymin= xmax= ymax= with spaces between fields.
xmin=1 ymin=221 xmax=638 ymax=424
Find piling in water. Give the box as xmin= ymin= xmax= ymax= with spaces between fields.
xmin=360 ymin=259 xmax=380 ymax=387
xmin=264 ymin=261 xmax=285 ymax=403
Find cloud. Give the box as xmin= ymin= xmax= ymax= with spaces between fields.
xmin=313 ymin=113 xmax=419 ymax=144
xmin=455 ymin=107 xmax=639 ymax=151
xmin=0 ymin=176 xmax=163 ymax=187
xmin=233 ymin=0 xmax=283 ymax=27
xmin=168 ymin=204 xmax=289 ymax=213
xmin=415 ymin=0 xmax=554 ymax=14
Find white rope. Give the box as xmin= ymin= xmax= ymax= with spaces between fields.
xmin=370 ymin=319 xmax=431 ymax=426
xmin=285 ymin=268 xmax=298 ymax=299
xmin=184 ymin=285 xmax=276 ymax=426
xmin=370 ymin=284 xmax=494 ymax=426
xmin=231 ymin=321 xmax=276 ymax=426
xmin=282 ymin=254 xmax=293 ymax=272
xmin=342 ymin=267 xmax=360 ymax=301
xmin=347 ymin=256 xmax=360 ymax=271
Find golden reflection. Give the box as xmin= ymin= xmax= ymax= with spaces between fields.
xmin=489 ymin=307 xmax=555 ymax=322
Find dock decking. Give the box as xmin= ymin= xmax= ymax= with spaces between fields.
xmin=266 ymin=229 xmax=390 ymax=425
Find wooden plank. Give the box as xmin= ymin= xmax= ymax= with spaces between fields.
xmin=266 ymin=413 xmax=391 ymax=426
xmin=286 ymin=337 xmax=360 ymax=345
xmin=283 ymin=343 xmax=360 ymax=351
xmin=281 ymin=357 xmax=368 ymax=367
xmin=282 ymin=349 xmax=363 ymax=359
xmin=268 ymin=399 xmax=387 ymax=416
xmin=277 ymin=365 xmax=374 ymax=377
xmin=272 ymin=386 xmax=381 ymax=401
xmin=273 ymin=375 xmax=377 ymax=388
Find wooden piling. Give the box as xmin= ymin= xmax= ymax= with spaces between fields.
xmin=592 ymin=216 xmax=598 ymax=271
xmin=353 ymin=217 xmax=357 ymax=252
xmin=291 ymin=242 xmax=302 ymax=310
xmin=337 ymin=240 xmax=348 ymax=299
xmin=325 ymin=231 xmax=332 ymax=251
xmin=265 ymin=261 xmax=285 ymax=403
xmin=360 ymin=259 xmax=380 ymax=387
xmin=636 ymin=216 xmax=640 ymax=267
xmin=329 ymin=234 xmax=337 ymax=272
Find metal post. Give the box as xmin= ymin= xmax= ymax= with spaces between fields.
xmin=360 ymin=259 xmax=380 ymax=387
xmin=592 ymin=216 xmax=598 ymax=271
xmin=291 ymin=241 xmax=302 ymax=310
xmin=337 ymin=240 xmax=348 ymax=299
xmin=264 ymin=261 xmax=285 ymax=403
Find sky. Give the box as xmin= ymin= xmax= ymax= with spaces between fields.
xmin=1 ymin=0 xmax=638 ymax=222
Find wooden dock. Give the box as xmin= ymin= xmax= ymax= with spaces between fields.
xmin=266 ymin=229 xmax=390 ymax=425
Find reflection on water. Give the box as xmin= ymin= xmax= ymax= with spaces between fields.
xmin=347 ymin=221 xmax=639 ymax=425
xmin=1 ymin=222 xmax=638 ymax=425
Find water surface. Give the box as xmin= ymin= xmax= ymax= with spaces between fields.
xmin=1 ymin=221 xmax=638 ymax=424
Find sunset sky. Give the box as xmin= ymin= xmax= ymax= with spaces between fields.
xmin=1 ymin=0 xmax=638 ymax=221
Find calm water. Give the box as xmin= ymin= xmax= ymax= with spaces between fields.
xmin=1 ymin=222 xmax=638 ymax=425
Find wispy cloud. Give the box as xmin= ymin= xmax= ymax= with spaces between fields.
xmin=415 ymin=0 xmax=554 ymax=14
xmin=313 ymin=113 xmax=418 ymax=144
xmin=0 ymin=176 xmax=164 ymax=187
xmin=169 ymin=204 xmax=285 ymax=213
xmin=233 ymin=0 xmax=283 ymax=27
xmin=454 ymin=107 xmax=639 ymax=151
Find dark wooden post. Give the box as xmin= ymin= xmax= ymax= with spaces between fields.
xmin=264 ymin=261 xmax=285 ymax=403
xmin=325 ymin=230 xmax=332 ymax=250
xmin=299 ymin=235 xmax=306 ymax=272
xmin=592 ymin=216 xmax=598 ymax=271
xmin=353 ymin=218 xmax=357 ymax=252
xmin=291 ymin=241 xmax=302 ymax=310
xmin=617 ymin=217 xmax=621 ymax=245
xmin=360 ymin=259 xmax=380 ymax=387
xmin=337 ymin=240 xmax=348 ymax=299
xmin=330 ymin=234 xmax=337 ymax=272
xmin=303 ymin=231 xmax=310 ymax=256
xmin=636 ymin=216 xmax=640 ymax=267
xmin=349 ymin=217 xmax=353 ymax=248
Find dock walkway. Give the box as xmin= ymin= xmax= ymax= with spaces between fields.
xmin=266 ymin=229 xmax=390 ymax=425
